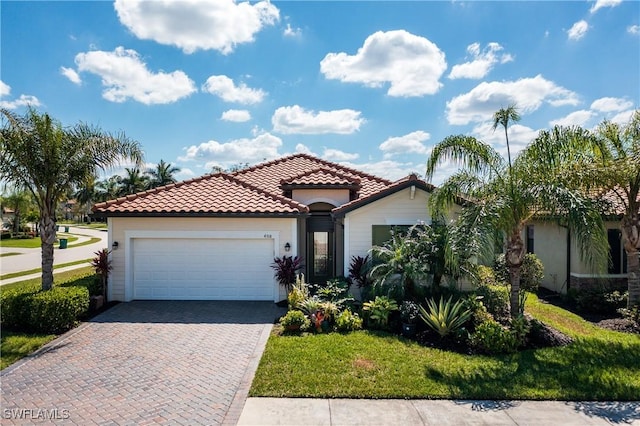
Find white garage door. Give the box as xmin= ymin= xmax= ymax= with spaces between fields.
xmin=132 ymin=238 xmax=275 ymax=300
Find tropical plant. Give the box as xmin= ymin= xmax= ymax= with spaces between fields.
xmin=400 ymin=301 xmax=420 ymax=324
xmin=96 ymin=175 xmax=122 ymax=202
xmin=348 ymin=255 xmax=371 ymax=288
xmin=560 ymin=111 xmax=640 ymax=307
xmin=426 ymin=106 xmax=609 ymax=317
xmin=335 ymin=309 xmax=363 ymax=332
xmin=119 ymin=167 xmax=149 ymax=196
xmin=91 ymin=248 xmax=112 ymax=301
xmin=1 ymin=190 xmax=32 ymax=234
xmin=73 ymin=174 xmax=99 ymax=222
xmin=271 ymin=255 xmax=304 ymax=293
xmin=0 ymin=107 xmax=143 ymax=290
xmin=147 ymin=159 xmax=181 ymax=188
xmin=279 ymin=310 xmax=310 ymax=331
xmin=297 ymin=296 xmax=323 ymax=318
xmin=419 ymin=296 xmax=472 ymax=338
xmin=287 ymin=275 xmax=310 ymax=310
xmin=362 ymin=296 xmax=398 ymax=329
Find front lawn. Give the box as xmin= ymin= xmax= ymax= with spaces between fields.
xmin=250 ymin=294 xmax=640 ymax=400
xmin=0 ymin=234 xmax=78 ymax=248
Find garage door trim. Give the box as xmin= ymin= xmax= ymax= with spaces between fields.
xmin=122 ymin=230 xmax=279 ymax=302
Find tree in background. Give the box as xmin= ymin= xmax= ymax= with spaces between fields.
xmin=148 ymin=159 xmax=181 ymax=188
xmin=0 ymin=107 xmax=143 ymax=290
xmin=426 ymin=106 xmax=609 ymax=317
xmin=118 ymin=167 xmax=149 ymax=196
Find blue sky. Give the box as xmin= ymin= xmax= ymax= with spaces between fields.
xmin=1 ymin=0 xmax=638 ymax=184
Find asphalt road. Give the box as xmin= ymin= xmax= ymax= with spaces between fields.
xmin=0 ymin=225 xmax=108 ymax=276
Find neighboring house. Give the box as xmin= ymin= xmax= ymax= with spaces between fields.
xmin=1 ymin=206 xmax=15 ymax=231
xmin=524 ymin=188 xmax=637 ymax=294
xmin=93 ymin=154 xmax=446 ymax=302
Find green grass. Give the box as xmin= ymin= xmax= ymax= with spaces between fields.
xmin=0 ymin=259 xmax=93 ymax=281
xmin=1 ymin=265 xmax=95 ymax=291
xmin=0 ymin=234 xmax=78 ymax=248
xmin=250 ymin=294 xmax=640 ymax=400
xmin=0 ymin=252 xmax=21 ymax=257
xmin=1 ymin=267 xmax=99 ymax=370
xmin=68 ymin=236 xmax=102 ymax=248
xmin=1 ymin=331 xmax=56 ymax=370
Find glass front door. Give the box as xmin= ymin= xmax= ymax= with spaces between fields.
xmin=308 ymin=231 xmax=334 ymax=283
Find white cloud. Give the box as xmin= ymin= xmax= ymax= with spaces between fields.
xmin=295 ymin=143 xmax=315 ymax=155
xmin=549 ymin=110 xmax=596 ymax=127
xmin=60 ymin=67 xmax=81 ymax=85
xmin=590 ymin=0 xmax=622 ymax=14
xmin=567 ymin=20 xmax=589 ymax=41
xmin=74 ymin=47 xmax=196 ymax=104
xmin=322 ymin=148 xmax=359 ymax=162
xmin=221 ymin=109 xmax=251 ymax=122
xmin=202 ymin=75 xmax=265 ymax=104
xmin=114 ymin=0 xmax=279 ymax=54
xmin=174 ymin=168 xmax=195 ymax=181
xmin=591 ymin=97 xmax=634 ymax=112
xmin=610 ymin=110 xmax=635 ymax=125
xmin=628 ymin=25 xmax=640 ymax=35
xmin=320 ymin=30 xmax=447 ymax=97
xmin=272 ymin=105 xmax=365 ymax=134
xmin=179 ymin=132 xmax=283 ymax=169
xmin=283 ymin=23 xmax=301 ymax=38
xmin=448 ymin=42 xmax=513 ymax=80
xmin=340 ymin=160 xmax=419 ymax=182
xmin=446 ymin=75 xmax=579 ymax=125
xmin=0 ymin=81 xmax=11 ymax=97
xmin=472 ymin=122 xmax=540 ymax=159
xmin=379 ymin=131 xmax=430 ymax=158
xmin=0 ymin=82 xmax=41 ymax=109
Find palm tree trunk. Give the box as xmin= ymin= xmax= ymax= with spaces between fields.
xmin=506 ymin=230 xmax=525 ymax=317
xmin=40 ymin=213 xmax=56 ymax=291
xmin=622 ymin=212 xmax=640 ymax=307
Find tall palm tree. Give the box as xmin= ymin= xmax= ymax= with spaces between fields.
xmin=74 ymin=174 xmax=98 ymax=222
xmin=96 ymin=175 xmax=122 ymax=202
xmin=147 ymin=159 xmax=180 ymax=188
xmin=426 ymin=107 xmax=608 ymax=317
xmin=0 ymin=107 xmax=143 ymax=290
xmin=119 ymin=167 xmax=149 ymax=196
xmin=562 ymin=111 xmax=639 ymax=307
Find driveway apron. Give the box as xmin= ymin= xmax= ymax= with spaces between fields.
xmin=1 ymin=301 xmax=284 ymax=425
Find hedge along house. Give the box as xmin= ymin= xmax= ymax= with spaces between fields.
xmin=521 ymin=187 xmax=638 ymax=294
xmin=93 ymin=154 xmax=442 ymax=302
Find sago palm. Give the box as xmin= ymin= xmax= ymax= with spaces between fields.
xmin=0 ymin=107 xmax=143 ymax=290
xmin=426 ymin=107 xmax=608 ymax=317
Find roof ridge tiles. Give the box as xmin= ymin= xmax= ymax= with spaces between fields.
xmin=279 ymin=167 xmax=361 ymax=185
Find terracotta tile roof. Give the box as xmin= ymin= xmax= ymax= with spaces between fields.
xmin=596 ymin=186 xmax=639 ymax=216
xmin=233 ymin=154 xmax=390 ymax=198
xmin=92 ymin=173 xmax=308 ymax=215
xmin=332 ymin=174 xmax=436 ymax=216
xmin=280 ymin=168 xmax=360 ymax=187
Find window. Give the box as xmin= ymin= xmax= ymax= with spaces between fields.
xmin=526 ymin=225 xmax=534 ymax=254
xmin=608 ymin=229 xmax=627 ymax=274
xmin=371 ymin=225 xmax=413 ymax=247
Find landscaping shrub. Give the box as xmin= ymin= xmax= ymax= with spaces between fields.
xmin=287 ymin=275 xmax=310 ymax=310
xmin=470 ymin=319 xmax=518 ymax=354
xmin=279 ymin=310 xmax=310 ymax=332
xmin=494 ymin=253 xmax=544 ymax=292
xmin=335 ymin=309 xmax=363 ymax=332
xmin=362 ymin=296 xmax=398 ymax=330
xmin=474 ymin=265 xmax=500 ymax=286
xmin=574 ymin=287 xmax=627 ymax=315
xmin=348 ymin=255 xmax=371 ymax=288
xmin=1 ymin=286 xmax=89 ymax=334
xmin=419 ymin=296 xmax=471 ymax=338
xmin=475 ymin=284 xmax=510 ymax=321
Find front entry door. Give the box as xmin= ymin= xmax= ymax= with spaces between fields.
xmin=306 ymin=213 xmax=335 ymax=284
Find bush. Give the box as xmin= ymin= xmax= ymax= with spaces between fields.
xmin=1 ymin=286 xmax=89 ymax=334
xmin=362 ymin=296 xmax=398 ymax=330
xmin=400 ymin=301 xmax=420 ymax=324
xmin=475 ymin=284 xmax=510 ymax=321
xmin=470 ymin=319 xmax=518 ymax=354
xmin=287 ymin=276 xmax=310 ymax=310
xmin=335 ymin=309 xmax=363 ymax=332
xmin=474 ymin=265 xmax=500 ymax=286
xmin=494 ymin=253 xmax=544 ymax=292
xmin=574 ymin=287 xmax=627 ymax=315
xmin=279 ymin=310 xmax=310 ymax=331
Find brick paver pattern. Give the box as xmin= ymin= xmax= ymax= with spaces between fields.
xmin=1 ymin=301 xmax=284 ymax=425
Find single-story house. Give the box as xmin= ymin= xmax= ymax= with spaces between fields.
xmin=524 ymin=187 xmax=637 ymax=294
xmin=93 ymin=154 xmax=451 ymax=302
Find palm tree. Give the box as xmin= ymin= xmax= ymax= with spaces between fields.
xmin=426 ymin=107 xmax=609 ymax=317
xmin=119 ymin=167 xmax=149 ymax=196
xmin=73 ymin=175 xmax=98 ymax=222
xmin=2 ymin=190 xmax=31 ymax=234
xmin=96 ymin=175 xmax=122 ymax=202
xmin=563 ymin=111 xmax=639 ymax=307
xmin=147 ymin=159 xmax=180 ymax=188
xmin=0 ymin=107 xmax=143 ymax=290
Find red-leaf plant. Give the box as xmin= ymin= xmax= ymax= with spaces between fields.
xmin=91 ymin=249 xmax=113 ymax=302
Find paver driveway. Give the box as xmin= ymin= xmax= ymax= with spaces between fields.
xmin=1 ymin=301 xmax=285 ymax=425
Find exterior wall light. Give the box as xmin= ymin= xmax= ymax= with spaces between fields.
xmin=284 ymin=242 xmax=291 ymax=252
xmin=112 ymin=241 xmax=119 ymax=250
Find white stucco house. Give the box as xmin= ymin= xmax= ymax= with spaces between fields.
xmin=93 ymin=154 xmax=442 ymax=302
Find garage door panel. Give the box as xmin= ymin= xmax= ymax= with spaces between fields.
xmin=132 ymin=238 xmax=275 ymax=300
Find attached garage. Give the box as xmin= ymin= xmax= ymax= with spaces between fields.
xmin=132 ymin=237 xmax=275 ymax=300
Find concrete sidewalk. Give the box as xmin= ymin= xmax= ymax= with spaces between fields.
xmin=237 ymin=398 xmax=640 ymax=425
